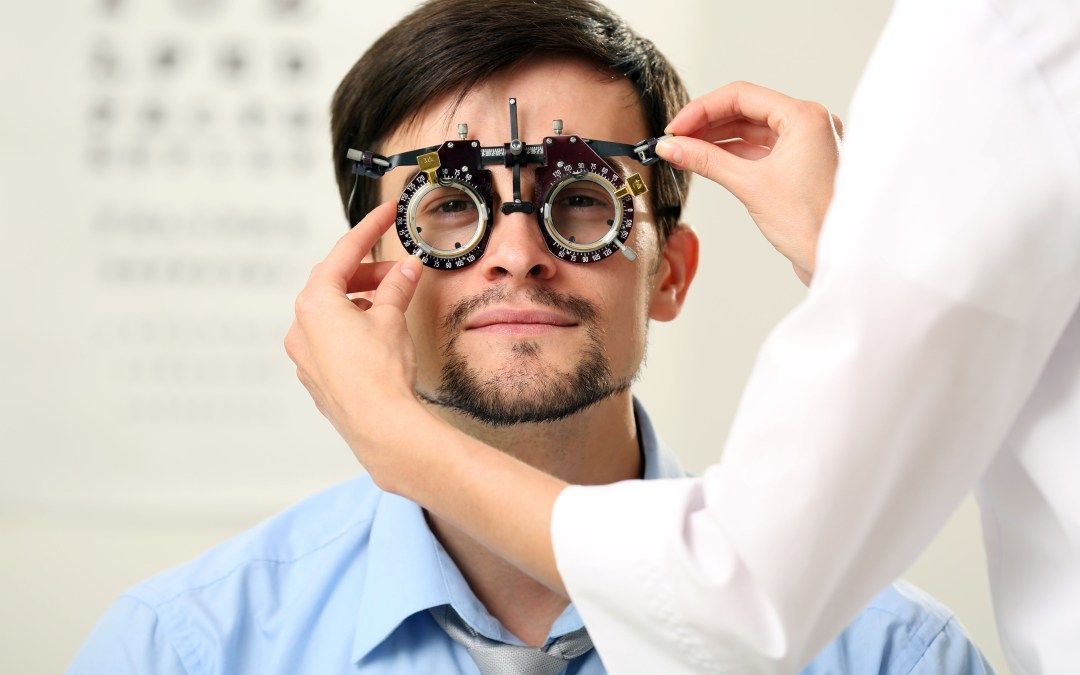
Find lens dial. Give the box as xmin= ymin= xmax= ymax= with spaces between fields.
xmin=396 ymin=141 xmax=493 ymax=270
xmin=534 ymin=136 xmax=637 ymax=264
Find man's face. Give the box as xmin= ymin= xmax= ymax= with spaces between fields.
xmin=375 ymin=57 xmax=666 ymax=426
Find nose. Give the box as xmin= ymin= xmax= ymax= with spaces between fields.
xmin=479 ymin=160 xmax=557 ymax=281
xmin=479 ymin=207 xmax=557 ymax=281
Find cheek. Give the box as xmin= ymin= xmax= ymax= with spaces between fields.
xmin=630 ymin=215 xmax=660 ymax=259
xmin=592 ymin=271 xmax=649 ymax=352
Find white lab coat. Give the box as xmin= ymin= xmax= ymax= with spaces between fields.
xmin=550 ymin=0 xmax=1080 ymax=672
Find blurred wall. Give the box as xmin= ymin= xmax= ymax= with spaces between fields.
xmin=0 ymin=0 xmax=1007 ymax=672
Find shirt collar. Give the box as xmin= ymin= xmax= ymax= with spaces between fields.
xmin=635 ymin=395 xmax=685 ymax=481
xmin=351 ymin=395 xmax=685 ymax=664
xmin=350 ymin=490 xmax=452 ymax=664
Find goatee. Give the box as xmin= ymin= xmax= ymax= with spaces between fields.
xmin=416 ymin=285 xmax=633 ymax=426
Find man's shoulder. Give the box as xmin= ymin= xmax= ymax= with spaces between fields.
xmin=124 ymin=472 xmax=384 ymax=610
xmin=69 ymin=474 xmax=388 ymax=673
xmin=803 ymin=581 xmax=993 ymax=674
xmin=859 ymin=580 xmax=952 ymax=628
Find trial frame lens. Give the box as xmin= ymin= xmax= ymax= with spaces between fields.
xmin=406 ymin=179 xmax=489 ymax=258
xmin=542 ymin=173 xmax=623 ymax=252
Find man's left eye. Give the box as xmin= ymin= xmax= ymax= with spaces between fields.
xmin=439 ymin=200 xmax=469 ymax=213
xmin=562 ymin=195 xmax=600 ymax=208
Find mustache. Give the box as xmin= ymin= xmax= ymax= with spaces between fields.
xmin=440 ymin=284 xmax=600 ymax=334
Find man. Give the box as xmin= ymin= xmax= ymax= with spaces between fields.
xmin=70 ymin=1 xmax=992 ymax=673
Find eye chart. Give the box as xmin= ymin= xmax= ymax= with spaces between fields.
xmin=1 ymin=1 xmax=415 ymax=517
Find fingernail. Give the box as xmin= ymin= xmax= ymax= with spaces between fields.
xmin=400 ymin=257 xmax=421 ymax=282
xmin=655 ymin=137 xmax=682 ymax=165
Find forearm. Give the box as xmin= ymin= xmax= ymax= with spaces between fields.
xmin=360 ymin=404 xmax=570 ymax=595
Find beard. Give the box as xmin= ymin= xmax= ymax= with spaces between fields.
xmin=416 ymin=285 xmax=634 ymax=426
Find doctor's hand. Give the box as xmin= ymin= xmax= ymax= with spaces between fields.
xmin=284 ymin=201 xmax=428 ymax=480
xmin=656 ymin=81 xmax=843 ymax=285
xmin=283 ymin=208 xmax=567 ymax=592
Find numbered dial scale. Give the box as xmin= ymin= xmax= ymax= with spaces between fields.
xmin=397 ymin=141 xmax=495 ymax=270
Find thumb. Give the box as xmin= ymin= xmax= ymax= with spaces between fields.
xmin=656 ymin=135 xmax=751 ymax=193
xmin=372 ymin=255 xmax=423 ymax=312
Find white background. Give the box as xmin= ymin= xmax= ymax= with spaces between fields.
xmin=0 ymin=0 xmax=1007 ymax=672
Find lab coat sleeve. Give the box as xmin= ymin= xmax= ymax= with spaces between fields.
xmin=550 ymin=0 xmax=1080 ymax=672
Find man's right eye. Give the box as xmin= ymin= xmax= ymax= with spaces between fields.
xmin=438 ymin=200 xmax=470 ymax=213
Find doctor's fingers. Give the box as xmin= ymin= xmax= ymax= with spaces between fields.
xmin=307 ymin=200 xmax=398 ymax=296
xmin=665 ymin=80 xmax=803 ymax=136
xmin=714 ymin=139 xmax=773 ymax=161
xmin=372 ymin=257 xmax=423 ymax=313
xmin=668 ymin=82 xmax=844 ymax=149
xmin=656 ymin=135 xmax=759 ymax=192
xmin=345 ymin=261 xmax=396 ymax=295
xmin=681 ymin=119 xmax=779 ymax=147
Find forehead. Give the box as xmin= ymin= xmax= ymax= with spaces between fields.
xmin=381 ymin=56 xmax=651 ymax=154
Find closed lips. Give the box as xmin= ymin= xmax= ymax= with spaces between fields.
xmin=464 ymin=309 xmax=578 ymax=329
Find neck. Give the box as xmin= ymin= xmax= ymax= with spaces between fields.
xmin=423 ymin=390 xmax=642 ymax=646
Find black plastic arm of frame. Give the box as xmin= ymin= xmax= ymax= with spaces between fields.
xmin=346 ymin=144 xmax=440 ymax=179
xmin=346 ymin=134 xmax=670 ymax=179
xmin=588 ymin=136 xmax=670 ymax=167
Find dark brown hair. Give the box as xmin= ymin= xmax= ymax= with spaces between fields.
xmin=329 ymin=0 xmax=689 ymax=248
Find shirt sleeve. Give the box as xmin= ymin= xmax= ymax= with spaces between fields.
xmin=550 ymin=0 xmax=1080 ymax=672
xmin=66 ymin=595 xmax=191 ymax=675
xmin=909 ymin=619 xmax=996 ymax=675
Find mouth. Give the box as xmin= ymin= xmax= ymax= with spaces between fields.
xmin=464 ymin=307 xmax=579 ymax=336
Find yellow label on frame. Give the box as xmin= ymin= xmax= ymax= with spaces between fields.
xmin=615 ymin=172 xmax=648 ymax=199
xmin=417 ymin=152 xmax=441 ymax=185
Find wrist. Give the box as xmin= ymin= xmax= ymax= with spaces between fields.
xmin=365 ymin=398 xmax=449 ymax=497
xmin=342 ymin=393 xmax=423 ymax=492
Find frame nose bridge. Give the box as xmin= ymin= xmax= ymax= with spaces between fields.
xmin=488 ymin=203 xmax=546 ymax=251
xmin=491 ymin=163 xmax=540 ymax=220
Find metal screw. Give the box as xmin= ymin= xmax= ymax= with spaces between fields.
xmin=457 ymin=123 xmax=468 ymax=140
xmin=553 ymin=119 xmax=563 ymax=135
xmin=447 ymin=142 xmax=454 ymax=148
xmin=569 ymin=136 xmax=577 ymax=143
xmin=556 ymin=160 xmax=564 ymax=168
xmin=471 ymin=141 xmax=478 ymax=147
xmin=545 ymin=138 xmax=553 ymax=145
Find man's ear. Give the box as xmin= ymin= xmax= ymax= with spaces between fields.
xmin=648 ymin=224 xmax=699 ymax=322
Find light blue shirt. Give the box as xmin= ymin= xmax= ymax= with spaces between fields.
xmin=69 ymin=398 xmax=993 ymax=674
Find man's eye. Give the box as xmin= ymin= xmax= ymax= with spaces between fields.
xmin=438 ymin=200 xmax=470 ymax=213
xmin=562 ymin=195 xmax=601 ymax=208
